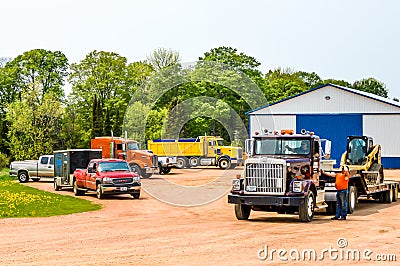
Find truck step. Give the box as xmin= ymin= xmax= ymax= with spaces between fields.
xmin=315 ymin=202 xmax=328 ymax=209
xmin=362 ymin=171 xmax=379 ymax=174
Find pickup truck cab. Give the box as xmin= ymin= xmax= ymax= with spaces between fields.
xmin=73 ymin=159 xmax=141 ymax=199
xmin=10 ymin=155 xmax=54 ymax=183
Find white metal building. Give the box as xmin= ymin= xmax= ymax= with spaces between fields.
xmin=247 ymin=84 xmax=400 ymax=168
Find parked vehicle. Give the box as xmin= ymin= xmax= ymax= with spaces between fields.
xmin=228 ymin=129 xmax=332 ymax=222
xmin=53 ymin=149 xmax=102 ymax=191
xmin=73 ymin=158 xmax=141 ymax=199
xmin=91 ymin=136 xmax=157 ymax=178
xmin=322 ymin=135 xmax=399 ymax=214
xmin=10 ymin=155 xmax=54 ymax=183
xmin=148 ymin=136 xmax=242 ymax=170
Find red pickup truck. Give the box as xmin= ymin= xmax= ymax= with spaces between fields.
xmin=73 ymin=159 xmax=141 ymax=199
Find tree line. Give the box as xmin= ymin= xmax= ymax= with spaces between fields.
xmin=0 ymin=46 xmax=393 ymax=166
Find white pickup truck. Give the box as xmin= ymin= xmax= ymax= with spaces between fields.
xmin=9 ymin=155 xmax=54 ymax=183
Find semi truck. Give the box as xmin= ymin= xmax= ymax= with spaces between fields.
xmin=228 ymin=129 xmax=333 ymax=222
xmin=10 ymin=155 xmax=54 ymax=183
xmin=91 ymin=136 xmax=158 ymax=178
xmin=322 ymin=135 xmax=399 ymax=214
xmin=53 ymin=149 xmax=102 ymax=191
xmin=148 ymin=136 xmax=242 ymax=170
xmin=73 ymin=158 xmax=141 ymax=199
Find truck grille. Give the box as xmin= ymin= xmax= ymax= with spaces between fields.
xmin=113 ymin=178 xmax=133 ymax=184
xmin=245 ymin=163 xmax=285 ymax=195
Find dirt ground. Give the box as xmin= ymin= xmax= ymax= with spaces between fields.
xmin=1 ymin=168 xmax=399 ymax=265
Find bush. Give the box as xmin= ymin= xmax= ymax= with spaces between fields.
xmin=0 ymin=153 xmax=10 ymax=168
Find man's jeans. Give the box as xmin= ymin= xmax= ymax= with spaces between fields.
xmin=335 ymin=189 xmax=348 ymax=218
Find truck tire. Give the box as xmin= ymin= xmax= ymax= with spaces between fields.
xmin=162 ymin=167 xmax=171 ymax=174
xmin=234 ymin=204 xmax=251 ymax=220
xmin=189 ymin=157 xmax=199 ymax=167
xmin=176 ymin=157 xmax=186 ymax=169
xmin=393 ymin=186 xmax=398 ymax=202
xmin=54 ymin=179 xmax=61 ymax=191
xmin=348 ymin=186 xmax=357 ymax=214
xmin=142 ymin=172 xmax=152 ymax=178
xmin=132 ymin=192 xmax=140 ymax=199
xmin=18 ymin=171 xmax=29 ymax=183
xmin=96 ymin=183 xmax=104 ymax=199
xmin=299 ymin=191 xmax=315 ymax=222
xmin=218 ymin=158 xmax=231 ymax=169
xmin=73 ymin=180 xmax=85 ymax=196
xmin=130 ymin=164 xmax=141 ymax=176
xmin=326 ymin=202 xmax=336 ymax=215
xmin=385 ymin=188 xmax=393 ymax=203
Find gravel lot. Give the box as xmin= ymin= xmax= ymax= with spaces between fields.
xmin=1 ymin=168 xmax=399 ymax=265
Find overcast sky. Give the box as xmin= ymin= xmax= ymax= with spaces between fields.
xmin=2 ymin=0 xmax=399 ymax=98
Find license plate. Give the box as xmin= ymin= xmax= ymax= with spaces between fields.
xmin=120 ymin=187 xmax=127 ymax=191
xmin=246 ymin=185 xmax=257 ymax=192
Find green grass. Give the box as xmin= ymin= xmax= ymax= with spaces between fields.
xmin=0 ymin=168 xmax=101 ymax=218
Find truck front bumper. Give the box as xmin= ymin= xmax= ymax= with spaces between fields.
xmin=101 ymin=183 xmax=141 ymax=194
xmin=228 ymin=194 xmax=305 ymax=206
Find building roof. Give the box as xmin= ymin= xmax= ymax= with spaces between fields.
xmin=246 ymin=83 xmax=400 ymax=115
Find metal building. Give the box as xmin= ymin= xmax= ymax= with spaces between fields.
xmin=247 ymin=84 xmax=400 ymax=168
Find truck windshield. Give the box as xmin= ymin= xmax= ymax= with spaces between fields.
xmin=98 ymin=162 xmax=131 ymax=172
xmin=217 ymin=140 xmax=224 ymax=146
xmin=127 ymin=142 xmax=139 ymax=150
xmin=254 ymin=139 xmax=310 ymax=155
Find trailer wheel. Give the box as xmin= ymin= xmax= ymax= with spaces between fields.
xmin=18 ymin=171 xmax=29 ymax=183
xmin=393 ymin=186 xmax=398 ymax=202
xmin=176 ymin=157 xmax=186 ymax=169
xmin=348 ymin=186 xmax=357 ymax=214
xmin=54 ymin=179 xmax=61 ymax=191
xmin=299 ymin=191 xmax=315 ymax=222
xmin=218 ymin=158 xmax=231 ymax=169
xmin=234 ymin=204 xmax=251 ymax=220
xmin=73 ymin=180 xmax=85 ymax=196
xmin=96 ymin=184 xmax=104 ymax=199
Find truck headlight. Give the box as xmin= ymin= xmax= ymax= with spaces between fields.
xmin=232 ymin=179 xmax=241 ymax=191
xmin=132 ymin=176 xmax=140 ymax=182
xmin=293 ymin=181 xmax=303 ymax=192
xmin=103 ymin=177 xmax=113 ymax=184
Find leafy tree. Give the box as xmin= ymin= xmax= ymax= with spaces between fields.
xmin=353 ymin=78 xmax=388 ymax=98
xmin=323 ymin=79 xmax=352 ymax=88
xmin=146 ymin=48 xmax=180 ymax=71
xmin=295 ymin=71 xmax=323 ymax=88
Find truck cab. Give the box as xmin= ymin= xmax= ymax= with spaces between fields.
xmin=228 ymin=129 xmax=331 ymax=222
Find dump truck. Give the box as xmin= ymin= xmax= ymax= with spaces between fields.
xmin=321 ymin=135 xmax=399 ymax=214
xmin=10 ymin=155 xmax=54 ymax=183
xmin=91 ymin=136 xmax=158 ymax=178
xmin=53 ymin=149 xmax=102 ymax=191
xmin=228 ymin=129 xmax=332 ymax=222
xmin=73 ymin=158 xmax=141 ymax=199
xmin=148 ymin=136 xmax=242 ymax=170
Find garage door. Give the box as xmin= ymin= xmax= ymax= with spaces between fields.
xmin=296 ymin=114 xmax=363 ymax=167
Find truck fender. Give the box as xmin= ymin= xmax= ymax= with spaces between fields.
xmin=304 ymin=181 xmax=317 ymax=198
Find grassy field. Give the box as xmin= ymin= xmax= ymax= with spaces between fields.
xmin=0 ymin=168 xmax=101 ymax=218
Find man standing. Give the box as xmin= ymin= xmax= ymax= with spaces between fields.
xmin=322 ymin=165 xmax=350 ymax=220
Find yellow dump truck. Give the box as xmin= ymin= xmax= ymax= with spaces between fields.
xmin=148 ymin=136 xmax=242 ymax=169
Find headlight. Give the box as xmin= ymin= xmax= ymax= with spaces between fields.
xmin=132 ymin=176 xmax=140 ymax=182
xmin=232 ymin=179 xmax=241 ymax=191
xmin=293 ymin=181 xmax=303 ymax=192
xmin=103 ymin=177 xmax=113 ymax=184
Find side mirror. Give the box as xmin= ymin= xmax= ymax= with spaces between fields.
xmin=324 ymin=140 xmax=331 ymax=159
xmin=88 ymin=167 xmax=93 ymax=173
xmin=245 ymin=139 xmax=253 ymax=155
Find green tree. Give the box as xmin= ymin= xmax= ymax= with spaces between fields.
xmin=295 ymin=71 xmax=323 ymax=88
xmin=353 ymin=78 xmax=388 ymax=98
xmin=146 ymin=48 xmax=180 ymax=71
xmin=323 ymin=79 xmax=352 ymax=88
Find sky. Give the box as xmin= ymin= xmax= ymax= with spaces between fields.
xmin=1 ymin=0 xmax=400 ymax=98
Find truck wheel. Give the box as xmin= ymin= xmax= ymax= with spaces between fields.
xmin=347 ymin=186 xmax=357 ymax=214
xmin=176 ymin=157 xmax=186 ymax=169
xmin=158 ymin=163 xmax=164 ymax=175
xmin=299 ymin=191 xmax=315 ymax=222
xmin=142 ymin=172 xmax=152 ymax=178
xmin=385 ymin=188 xmax=393 ymax=203
xmin=162 ymin=167 xmax=171 ymax=174
xmin=393 ymin=186 xmax=398 ymax=202
xmin=18 ymin=171 xmax=29 ymax=183
xmin=130 ymin=164 xmax=141 ymax=176
xmin=234 ymin=204 xmax=251 ymax=220
xmin=189 ymin=157 xmax=199 ymax=167
xmin=96 ymin=184 xmax=104 ymax=199
xmin=132 ymin=192 xmax=140 ymax=199
xmin=73 ymin=180 xmax=85 ymax=196
xmin=218 ymin=158 xmax=231 ymax=169
xmin=54 ymin=180 xmax=61 ymax=191
xmin=326 ymin=202 xmax=336 ymax=215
